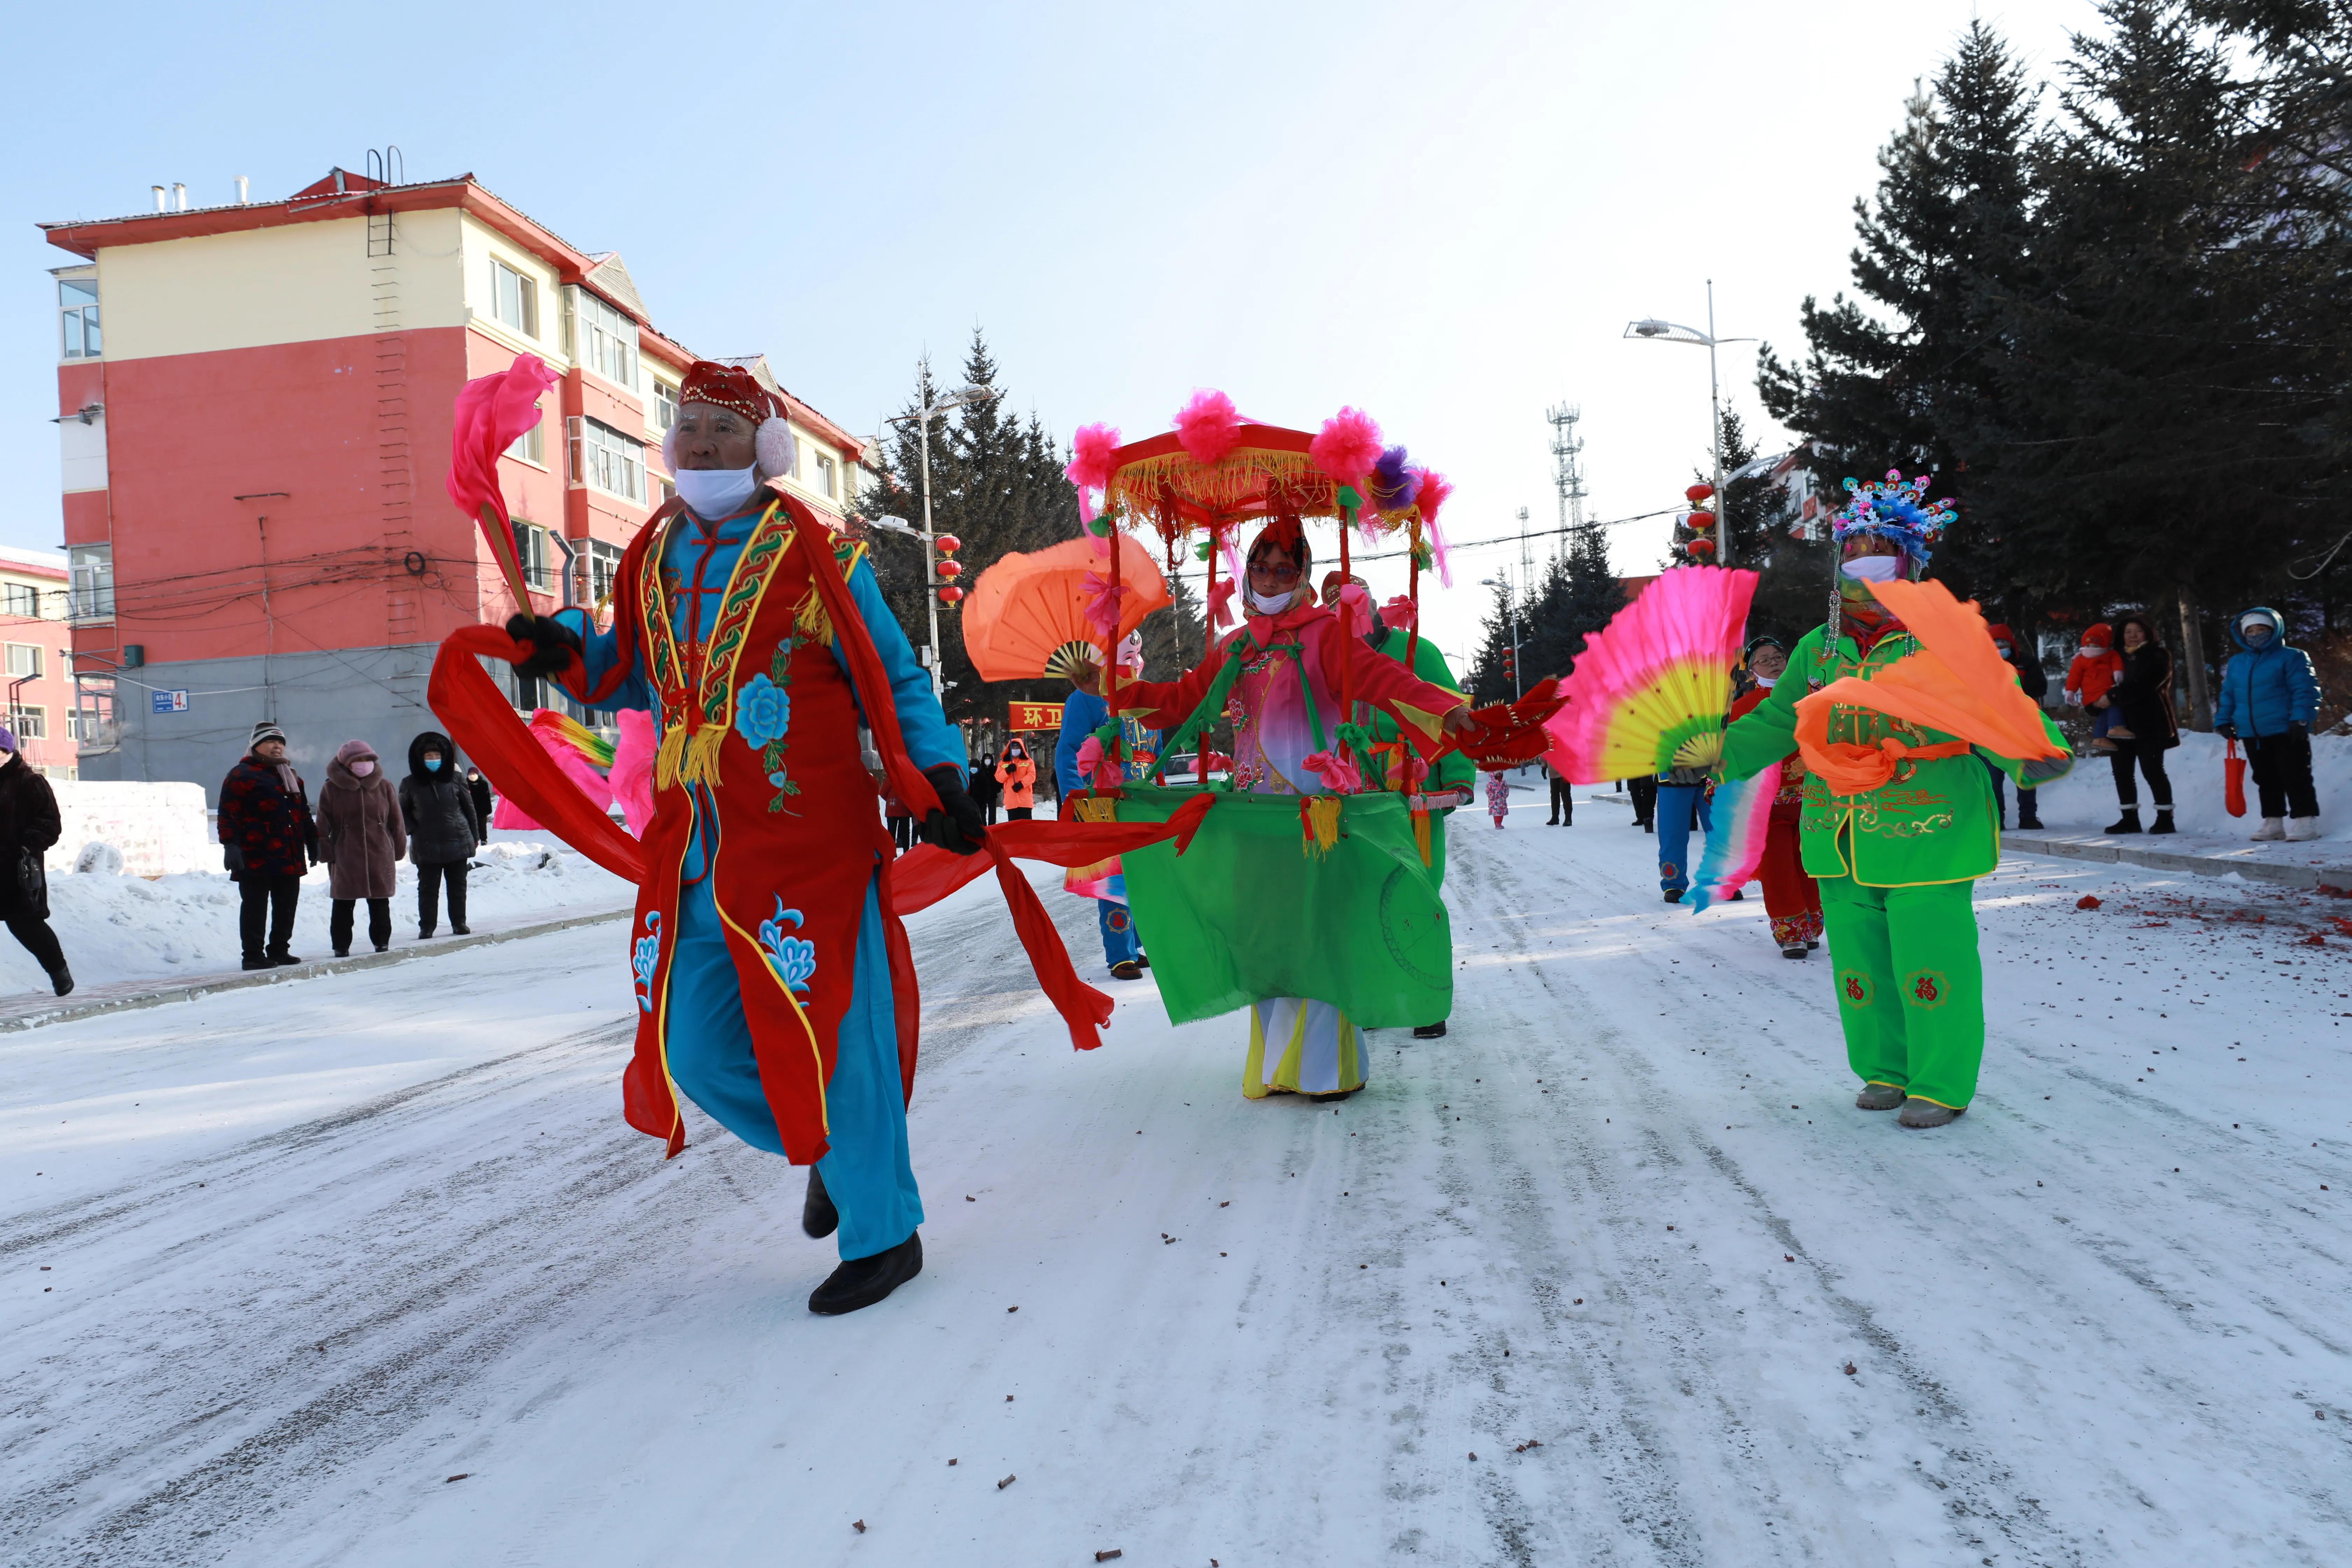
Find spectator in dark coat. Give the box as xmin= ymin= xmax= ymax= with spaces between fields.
xmin=968 ymin=754 xmax=1002 ymax=825
xmin=399 ymin=730 xmax=482 ymax=939
xmin=1986 ymin=624 xmax=2050 ymax=829
xmin=2099 ymin=614 xmax=2179 ymax=835
xmin=464 ymin=766 xmax=494 ymax=845
xmin=316 ymin=738 xmax=406 ymax=956
xmin=218 ymin=720 xmax=316 ymax=969
xmin=0 ymin=727 xmax=70 ymax=995
xmin=2215 ymin=605 xmax=2323 ymax=841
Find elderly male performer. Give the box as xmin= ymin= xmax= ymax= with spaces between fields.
xmin=508 ymin=361 xmax=985 ymax=1315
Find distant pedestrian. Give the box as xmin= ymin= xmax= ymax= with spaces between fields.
xmin=2099 ymin=615 xmax=2179 ymax=835
xmin=1486 ymin=770 xmax=1510 ymax=828
xmin=997 ymin=738 xmax=1038 ymax=821
xmin=968 ymin=752 xmax=1002 ymax=825
xmin=399 ymin=731 xmax=481 ymax=939
xmin=2215 ymin=605 xmax=2323 ymax=841
xmin=2066 ymin=623 xmax=2126 ymax=754
xmin=1626 ymin=774 xmax=1658 ymax=832
xmin=1985 ymin=624 xmax=2049 ymax=829
xmin=1654 ymin=762 xmax=1714 ymax=902
xmin=0 ymin=728 xmax=71 ymax=995
xmin=1546 ymin=762 xmax=1574 ymax=825
xmin=464 ymin=766 xmax=494 ymax=845
xmin=316 ymin=739 xmax=405 ymax=957
xmin=219 ymin=721 xmax=316 ymax=970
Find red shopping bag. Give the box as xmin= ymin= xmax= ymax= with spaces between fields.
xmin=2224 ymin=737 xmax=2247 ymax=817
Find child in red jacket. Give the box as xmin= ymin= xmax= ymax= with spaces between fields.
xmin=2064 ymin=623 xmax=2126 ymax=752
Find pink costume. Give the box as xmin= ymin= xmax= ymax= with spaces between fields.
xmin=1486 ymin=771 xmax=1510 ymax=827
xmin=1119 ymin=597 xmax=1462 ymax=1097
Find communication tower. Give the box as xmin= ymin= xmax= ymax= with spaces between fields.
xmin=1547 ymin=402 xmax=1588 ymax=546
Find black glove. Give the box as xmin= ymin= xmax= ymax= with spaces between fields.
xmin=2214 ymin=722 xmax=2237 ymax=740
xmin=505 ymin=614 xmax=582 ymax=681
xmin=918 ymin=764 xmax=988 ymax=856
xmin=2289 ymin=721 xmax=2309 ymax=737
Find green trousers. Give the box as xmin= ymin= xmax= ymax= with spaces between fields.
xmin=1817 ymin=873 xmax=1984 ymax=1109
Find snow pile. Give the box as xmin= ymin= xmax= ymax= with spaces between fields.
xmin=2023 ymin=730 xmax=2352 ymax=839
xmin=0 ymin=840 xmax=632 ymax=999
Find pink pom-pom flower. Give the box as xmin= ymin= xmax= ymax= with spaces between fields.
xmin=1174 ymin=389 xmax=1245 ymax=465
xmin=1413 ymin=468 xmax=1454 ymax=527
xmin=1334 ymin=581 xmax=1374 ymax=637
xmin=1074 ymin=735 xmax=1124 ymax=791
xmin=1065 ymin=422 xmax=1123 ymax=491
xmin=1300 ymin=749 xmax=1365 ymax=794
xmin=1381 ymin=594 xmax=1419 ymax=631
xmin=1308 ymin=406 xmax=1383 ymax=491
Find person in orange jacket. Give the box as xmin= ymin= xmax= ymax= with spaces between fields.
xmin=2064 ymin=623 xmax=2126 ymax=754
xmin=995 ymin=738 xmax=1038 ymax=820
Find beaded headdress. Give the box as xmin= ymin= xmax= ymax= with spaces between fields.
xmin=1829 ymin=470 xmax=1957 ymax=564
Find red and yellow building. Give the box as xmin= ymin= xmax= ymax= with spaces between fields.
xmin=41 ymin=166 xmax=866 ymax=796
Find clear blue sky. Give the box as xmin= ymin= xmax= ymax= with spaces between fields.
xmin=5 ymin=0 xmax=2101 ymax=668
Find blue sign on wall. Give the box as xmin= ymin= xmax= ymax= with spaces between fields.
xmin=150 ymin=689 xmax=189 ymax=714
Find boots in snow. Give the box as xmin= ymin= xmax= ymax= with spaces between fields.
xmin=1782 ymin=944 xmax=1810 ymax=960
xmin=2253 ymin=817 xmax=2286 ymax=841
xmin=242 ymin=955 xmax=274 ymax=972
xmin=271 ymin=952 xmax=302 ymax=966
xmin=1898 ymin=1098 xmax=1964 ymax=1129
xmin=809 ymin=1231 xmax=922 ymax=1315
xmin=2288 ymin=816 xmax=2324 ymax=842
xmin=1855 ymin=1083 xmax=1906 ymax=1111
xmin=1110 ymin=959 xmax=1143 ymax=981
xmin=2104 ymin=807 xmax=2142 ymax=834
xmin=2149 ymin=808 xmax=2176 ymax=835
xmin=802 ymin=1166 xmax=838 ymax=1239
xmin=1412 ymin=1021 xmax=1449 ymax=1039
xmin=49 ymin=965 xmax=72 ymax=997
xmin=2017 ymin=808 xmax=2043 ymax=830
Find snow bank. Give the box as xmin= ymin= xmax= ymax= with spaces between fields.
xmin=0 ymin=840 xmax=632 ymax=998
xmin=45 ymin=780 xmax=211 ymax=876
xmin=2024 ymin=730 xmax=2351 ymax=838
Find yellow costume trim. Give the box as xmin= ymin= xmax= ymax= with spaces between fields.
xmin=1301 ymin=795 xmax=1343 ymax=858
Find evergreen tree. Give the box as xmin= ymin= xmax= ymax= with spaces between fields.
xmin=1464 ymin=581 xmax=1521 ymax=704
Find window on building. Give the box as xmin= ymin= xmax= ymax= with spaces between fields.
xmin=574 ymin=289 xmax=638 ymax=390
xmin=491 ymin=258 xmax=539 ymax=338
xmin=568 ymin=417 xmax=645 ymax=502
xmin=5 ymin=645 xmax=41 ymax=679
xmin=585 ymin=539 xmax=624 ymax=607
xmin=58 ymin=277 xmax=100 ymax=359
xmin=9 ymin=706 xmax=45 ymax=741
xmin=68 ymin=545 xmax=112 ymax=621
xmin=1 ymin=584 xmax=39 ymax=618
xmin=653 ymin=379 xmax=679 ymax=433
xmin=507 ymin=408 xmax=546 ymax=464
xmin=511 ymin=520 xmax=553 ymax=592
xmin=813 ymin=453 xmax=838 ymax=499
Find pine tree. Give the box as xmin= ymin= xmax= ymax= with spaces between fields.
xmin=1464 ymin=581 xmax=1521 ymax=704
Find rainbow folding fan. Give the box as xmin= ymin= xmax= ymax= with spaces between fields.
xmin=1543 ymin=567 xmax=1758 ymax=781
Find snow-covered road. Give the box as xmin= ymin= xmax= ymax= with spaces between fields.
xmin=6 ymin=800 xmax=2348 ymax=1567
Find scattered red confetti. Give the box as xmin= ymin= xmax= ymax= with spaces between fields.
xmin=2076 ymin=895 xmax=2103 ymax=911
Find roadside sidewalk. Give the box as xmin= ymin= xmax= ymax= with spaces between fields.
xmin=0 ymin=901 xmax=634 ymax=1032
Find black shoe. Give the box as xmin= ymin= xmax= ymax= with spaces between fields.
xmin=1110 ymin=959 xmax=1143 ymax=980
xmin=2104 ymin=811 xmax=2142 ymax=835
xmin=1643 ymin=823 xmax=1654 ymax=834
xmin=419 ymin=927 xmax=436 ymax=940
xmin=49 ymin=966 xmax=73 ymax=997
xmin=1663 ymin=889 xmax=1683 ymax=904
xmin=331 ymin=948 xmax=350 ymax=959
xmin=808 ymin=1231 xmax=923 ymax=1315
xmin=1728 ymin=889 xmax=1744 ymax=901
xmin=373 ymin=943 xmax=390 ymax=954
xmin=1135 ymin=953 xmax=1148 ymax=969
xmin=1782 ymin=945 xmax=1809 ymax=959
xmin=1412 ymin=1021 xmax=1448 ymax=1039
xmin=2149 ymin=811 xmax=2175 ymax=835
xmin=802 ymin=1166 xmax=838 ymax=1240
xmin=272 ymin=952 xmax=302 ymax=966
xmin=451 ymin=923 xmax=470 ymax=936
xmin=2016 ymin=813 xmax=2042 ymax=830
xmin=242 ymin=955 xmax=274 ymax=972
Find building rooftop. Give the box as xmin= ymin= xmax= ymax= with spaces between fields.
xmin=0 ymin=545 xmax=69 ymax=579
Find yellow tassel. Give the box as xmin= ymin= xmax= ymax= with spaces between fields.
xmin=1301 ymin=795 xmax=1343 ymax=859
xmin=795 ymin=587 xmax=833 ymax=645
xmin=653 ymin=725 xmax=690 ymax=791
xmin=1413 ymin=807 xmax=1432 ymax=867
xmin=680 ymin=724 xmax=727 ymax=789
xmin=1073 ymin=794 xmax=1120 ymax=824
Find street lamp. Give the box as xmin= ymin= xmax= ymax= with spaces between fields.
xmin=1624 ymin=280 xmax=1755 ymax=566
xmin=883 ymin=382 xmax=1001 ymax=693
xmin=1479 ymin=575 xmax=1524 ymax=700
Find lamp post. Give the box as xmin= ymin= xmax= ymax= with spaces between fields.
xmin=1625 ymin=280 xmax=1755 ymax=566
xmin=1479 ymin=574 xmax=1524 ymax=700
xmin=882 ymin=382 xmax=1001 ymax=693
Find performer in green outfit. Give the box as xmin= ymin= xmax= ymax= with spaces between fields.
xmin=1325 ymin=575 xmax=1474 ymax=1039
xmin=1719 ymin=474 xmax=2071 ymax=1129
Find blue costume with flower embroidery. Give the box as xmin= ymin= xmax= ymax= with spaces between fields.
xmin=556 ymin=502 xmax=961 ymax=1262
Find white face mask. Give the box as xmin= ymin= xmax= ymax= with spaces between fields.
xmin=350 ymin=759 xmax=376 ymax=777
xmin=1247 ymin=587 xmax=1295 ymax=615
xmin=674 ymin=463 xmax=760 ymax=520
xmin=1752 ymin=673 xmax=1778 ymax=689
xmin=1839 ymin=555 xmax=1902 ymax=583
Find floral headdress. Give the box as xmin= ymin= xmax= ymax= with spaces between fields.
xmin=1829 ymin=470 xmax=1956 ymax=565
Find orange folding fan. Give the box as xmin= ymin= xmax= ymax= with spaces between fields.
xmin=962 ymin=535 xmax=1172 ymax=683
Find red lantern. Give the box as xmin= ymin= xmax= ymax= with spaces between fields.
xmin=1687 ymin=536 xmax=1717 ymax=558
xmin=935 ymin=559 xmax=962 ymax=579
xmin=1684 ymin=510 xmax=1717 ymax=533
xmin=1685 ymin=483 xmax=1715 ymax=504
xmin=933 ymin=533 xmax=961 ymax=554
xmin=937 ymin=585 xmax=964 ymax=604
